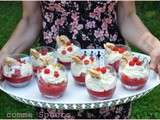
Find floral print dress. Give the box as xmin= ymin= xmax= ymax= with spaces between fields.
xmin=37 ymin=1 xmax=131 ymax=119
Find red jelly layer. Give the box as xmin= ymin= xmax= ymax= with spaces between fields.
xmin=73 ymin=73 xmax=86 ymax=84
xmin=121 ymin=73 xmax=147 ymax=86
xmin=58 ymin=60 xmax=71 ymax=69
xmin=38 ymin=79 xmax=67 ymax=97
xmin=109 ymin=60 xmax=120 ymax=73
xmin=3 ymin=75 xmax=33 ymax=83
xmin=87 ymin=87 xmax=116 ymax=98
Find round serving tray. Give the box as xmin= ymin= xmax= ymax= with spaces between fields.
xmin=0 ymin=49 xmax=159 ymax=110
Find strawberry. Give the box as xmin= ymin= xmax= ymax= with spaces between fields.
xmin=39 ymin=49 xmax=48 ymax=55
xmin=112 ymin=47 xmax=119 ymax=51
xmin=67 ymin=46 xmax=73 ymax=52
xmin=37 ymin=67 xmax=43 ymax=73
xmin=136 ymin=60 xmax=142 ymax=66
xmin=61 ymin=50 xmax=66 ymax=55
xmin=66 ymin=41 xmax=72 ymax=46
xmin=84 ymin=59 xmax=90 ymax=65
xmin=54 ymin=71 xmax=59 ymax=78
xmin=44 ymin=68 xmax=50 ymax=74
xmin=81 ymin=55 xmax=86 ymax=60
xmin=129 ymin=60 xmax=135 ymax=66
xmin=133 ymin=57 xmax=139 ymax=62
xmin=101 ymin=67 xmax=107 ymax=74
xmin=118 ymin=48 xmax=125 ymax=53
xmin=90 ymin=56 xmax=94 ymax=61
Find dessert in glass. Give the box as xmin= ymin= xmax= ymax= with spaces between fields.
xmin=104 ymin=42 xmax=131 ymax=73
xmin=85 ymin=66 xmax=117 ymax=100
xmin=56 ymin=35 xmax=81 ymax=69
xmin=2 ymin=54 xmax=33 ymax=87
xmin=71 ymin=54 xmax=97 ymax=85
xmin=30 ymin=46 xmax=56 ymax=74
xmin=37 ymin=63 xmax=68 ymax=98
xmin=120 ymin=56 xmax=149 ymax=90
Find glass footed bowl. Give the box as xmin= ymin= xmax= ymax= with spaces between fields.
xmin=85 ymin=65 xmax=117 ymax=100
xmin=2 ymin=54 xmax=33 ymax=87
xmin=30 ymin=46 xmax=56 ymax=74
xmin=104 ymin=44 xmax=131 ymax=73
xmin=71 ymin=53 xmax=97 ymax=85
xmin=37 ymin=63 xmax=68 ymax=98
xmin=119 ymin=55 xmax=150 ymax=90
xmin=56 ymin=40 xmax=82 ymax=70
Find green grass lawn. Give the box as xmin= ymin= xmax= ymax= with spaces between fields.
xmin=0 ymin=1 xmax=160 ymax=119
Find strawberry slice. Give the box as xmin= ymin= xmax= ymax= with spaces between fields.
xmin=81 ymin=55 xmax=86 ymax=60
xmin=84 ymin=59 xmax=90 ymax=65
xmin=118 ymin=48 xmax=126 ymax=53
xmin=61 ymin=50 xmax=66 ymax=55
xmin=54 ymin=71 xmax=59 ymax=78
xmin=90 ymin=56 xmax=94 ymax=61
xmin=136 ymin=60 xmax=142 ymax=66
xmin=133 ymin=57 xmax=139 ymax=62
xmin=44 ymin=68 xmax=50 ymax=74
xmin=67 ymin=46 xmax=73 ymax=52
xmin=129 ymin=61 xmax=135 ymax=66
xmin=121 ymin=74 xmax=129 ymax=81
xmin=101 ymin=67 xmax=107 ymax=74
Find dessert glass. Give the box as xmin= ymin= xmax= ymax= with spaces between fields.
xmin=2 ymin=54 xmax=33 ymax=87
xmin=56 ymin=36 xmax=81 ymax=70
xmin=37 ymin=63 xmax=68 ymax=98
xmin=104 ymin=44 xmax=131 ymax=73
xmin=85 ymin=65 xmax=117 ymax=100
xmin=30 ymin=46 xmax=56 ymax=74
xmin=71 ymin=54 xmax=97 ymax=85
xmin=120 ymin=56 xmax=149 ymax=90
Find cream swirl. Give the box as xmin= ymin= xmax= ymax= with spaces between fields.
xmin=86 ymin=72 xmax=116 ymax=92
xmin=31 ymin=52 xmax=55 ymax=66
xmin=38 ymin=65 xmax=67 ymax=84
xmin=57 ymin=44 xmax=81 ymax=63
xmin=122 ymin=64 xmax=148 ymax=79
xmin=71 ymin=56 xmax=97 ymax=76
xmin=105 ymin=52 xmax=122 ymax=64
xmin=3 ymin=62 xmax=33 ymax=77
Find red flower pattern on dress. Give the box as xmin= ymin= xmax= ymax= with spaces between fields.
xmin=41 ymin=1 xmax=124 ymax=49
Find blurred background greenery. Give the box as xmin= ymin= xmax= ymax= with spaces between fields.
xmin=0 ymin=1 xmax=160 ymax=119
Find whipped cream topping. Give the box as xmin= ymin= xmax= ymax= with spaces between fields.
xmin=71 ymin=56 xmax=97 ymax=76
xmin=122 ymin=64 xmax=148 ymax=79
xmin=106 ymin=52 xmax=122 ymax=64
xmin=3 ymin=62 xmax=33 ymax=77
xmin=37 ymin=65 xmax=67 ymax=84
xmin=85 ymin=72 xmax=116 ymax=92
xmin=57 ymin=44 xmax=81 ymax=63
xmin=31 ymin=52 xmax=55 ymax=66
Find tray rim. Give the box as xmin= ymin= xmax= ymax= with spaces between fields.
xmin=7 ymin=86 xmax=154 ymax=110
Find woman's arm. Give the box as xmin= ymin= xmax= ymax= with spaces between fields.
xmin=118 ymin=1 xmax=160 ymax=73
xmin=0 ymin=2 xmax=42 ymax=79
xmin=0 ymin=1 xmax=42 ymax=55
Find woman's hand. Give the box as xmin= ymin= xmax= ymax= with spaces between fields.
xmin=150 ymin=46 xmax=160 ymax=75
xmin=0 ymin=51 xmax=9 ymax=81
